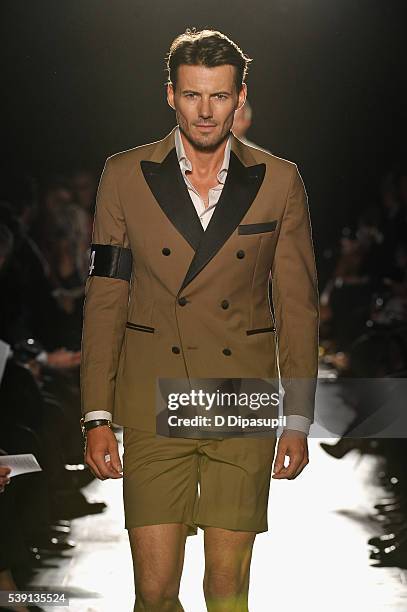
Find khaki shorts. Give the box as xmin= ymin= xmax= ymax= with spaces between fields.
xmin=122 ymin=427 xmax=277 ymax=536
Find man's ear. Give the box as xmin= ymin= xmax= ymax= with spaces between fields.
xmin=167 ymin=83 xmax=175 ymax=110
xmin=236 ymin=82 xmax=247 ymax=113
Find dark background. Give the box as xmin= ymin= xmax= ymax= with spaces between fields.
xmin=1 ymin=0 xmax=406 ymax=252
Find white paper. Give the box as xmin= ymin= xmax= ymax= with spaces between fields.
xmin=0 ymin=453 xmax=43 ymax=477
xmin=0 ymin=338 xmax=11 ymax=385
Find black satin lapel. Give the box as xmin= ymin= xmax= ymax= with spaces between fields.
xmin=179 ymin=152 xmax=266 ymax=293
xmin=140 ymin=148 xmax=204 ymax=251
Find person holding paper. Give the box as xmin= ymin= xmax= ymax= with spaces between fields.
xmin=0 ymin=465 xmax=11 ymax=493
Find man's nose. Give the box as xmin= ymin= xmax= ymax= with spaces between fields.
xmin=198 ymin=98 xmax=213 ymax=119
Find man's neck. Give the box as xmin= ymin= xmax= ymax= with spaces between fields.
xmin=179 ymin=129 xmax=229 ymax=178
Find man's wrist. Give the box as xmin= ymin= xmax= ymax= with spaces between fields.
xmin=283 ymin=415 xmax=311 ymax=436
xmin=80 ymin=417 xmax=112 ymax=437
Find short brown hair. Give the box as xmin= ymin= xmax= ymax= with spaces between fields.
xmin=165 ymin=28 xmax=252 ymax=93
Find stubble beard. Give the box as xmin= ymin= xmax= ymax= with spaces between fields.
xmin=177 ymin=113 xmax=232 ymax=153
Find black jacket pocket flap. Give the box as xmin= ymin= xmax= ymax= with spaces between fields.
xmin=238 ymin=220 xmax=277 ymax=235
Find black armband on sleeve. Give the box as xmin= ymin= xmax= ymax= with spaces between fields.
xmin=88 ymin=244 xmax=133 ymax=282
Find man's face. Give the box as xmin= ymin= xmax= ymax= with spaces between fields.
xmin=167 ymin=64 xmax=246 ymax=152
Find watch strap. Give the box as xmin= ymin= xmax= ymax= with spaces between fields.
xmin=80 ymin=417 xmax=112 ymax=435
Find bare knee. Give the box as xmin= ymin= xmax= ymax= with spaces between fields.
xmin=203 ymin=527 xmax=255 ymax=610
xmin=128 ymin=524 xmax=187 ymax=611
xmin=203 ymin=553 xmax=252 ymax=610
xmin=203 ymin=566 xmax=248 ymax=598
xmin=136 ymin=579 xmax=181 ymax=611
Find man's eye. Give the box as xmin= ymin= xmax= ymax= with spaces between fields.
xmin=185 ymin=93 xmax=196 ymax=98
xmin=216 ymin=94 xmax=227 ymax=100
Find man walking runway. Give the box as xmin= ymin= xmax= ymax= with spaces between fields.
xmin=80 ymin=28 xmax=319 ymax=611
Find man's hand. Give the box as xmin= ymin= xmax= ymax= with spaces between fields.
xmin=47 ymin=348 xmax=81 ymax=369
xmin=0 ymin=466 xmax=11 ymax=493
xmin=272 ymin=429 xmax=309 ymax=480
xmin=84 ymin=426 xmax=123 ymax=480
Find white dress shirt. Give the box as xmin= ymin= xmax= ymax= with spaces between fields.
xmin=85 ymin=126 xmax=311 ymax=435
xmin=175 ymin=125 xmax=232 ymax=227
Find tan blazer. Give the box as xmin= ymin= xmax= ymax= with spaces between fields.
xmin=80 ymin=126 xmax=319 ymax=432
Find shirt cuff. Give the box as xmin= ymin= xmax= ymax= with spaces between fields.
xmin=284 ymin=415 xmax=312 ymax=435
xmin=83 ymin=411 xmax=113 ymax=422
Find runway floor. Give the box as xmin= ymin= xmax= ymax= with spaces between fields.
xmin=27 ymin=433 xmax=407 ymax=612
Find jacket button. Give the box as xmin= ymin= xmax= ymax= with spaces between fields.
xmin=162 ymin=247 xmax=171 ymax=256
xmin=178 ymin=296 xmax=188 ymax=306
xmin=172 ymin=346 xmax=180 ymax=354
xmin=236 ymin=250 xmax=245 ymax=259
xmin=221 ymin=300 xmax=229 ymax=309
xmin=222 ymin=348 xmax=232 ymax=356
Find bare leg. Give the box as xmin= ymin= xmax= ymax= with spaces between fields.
xmin=127 ymin=523 xmax=189 ymax=612
xmin=203 ymin=527 xmax=256 ymax=612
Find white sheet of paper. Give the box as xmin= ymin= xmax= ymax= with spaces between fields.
xmin=0 ymin=338 xmax=11 ymax=385
xmin=0 ymin=453 xmax=42 ymax=477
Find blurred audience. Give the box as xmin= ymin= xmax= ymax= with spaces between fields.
xmin=319 ymin=162 xmax=407 ymax=569
xmin=232 ymin=99 xmax=271 ymax=153
xmin=0 ymin=168 xmax=106 ymax=599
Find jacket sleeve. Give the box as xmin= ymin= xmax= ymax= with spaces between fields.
xmin=80 ymin=157 xmax=130 ymax=417
xmin=271 ymin=163 xmax=319 ymax=423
